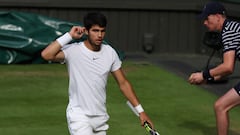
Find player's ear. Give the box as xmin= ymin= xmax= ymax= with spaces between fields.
xmin=85 ymin=30 xmax=88 ymax=35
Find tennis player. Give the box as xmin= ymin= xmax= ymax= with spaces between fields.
xmin=41 ymin=12 xmax=153 ymax=135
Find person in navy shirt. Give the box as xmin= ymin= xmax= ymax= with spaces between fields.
xmin=189 ymin=2 xmax=240 ymax=135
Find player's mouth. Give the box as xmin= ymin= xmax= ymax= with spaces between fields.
xmin=96 ymin=39 xmax=103 ymax=44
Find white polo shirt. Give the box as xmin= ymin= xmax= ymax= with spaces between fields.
xmin=62 ymin=42 xmax=122 ymax=115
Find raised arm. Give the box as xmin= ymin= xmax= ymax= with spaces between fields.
xmin=41 ymin=26 xmax=85 ymax=62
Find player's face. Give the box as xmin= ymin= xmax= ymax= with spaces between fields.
xmin=87 ymin=25 xmax=106 ymax=47
xmin=203 ymin=15 xmax=220 ymax=31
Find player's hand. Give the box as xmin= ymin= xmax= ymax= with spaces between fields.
xmin=188 ymin=72 xmax=205 ymax=84
xmin=69 ymin=26 xmax=85 ymax=39
xmin=139 ymin=112 xmax=154 ymax=129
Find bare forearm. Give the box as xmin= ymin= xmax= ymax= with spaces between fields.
xmin=210 ymin=63 xmax=233 ymax=78
xmin=210 ymin=51 xmax=235 ymax=78
xmin=120 ymin=81 xmax=140 ymax=106
xmin=41 ymin=41 xmax=63 ymax=61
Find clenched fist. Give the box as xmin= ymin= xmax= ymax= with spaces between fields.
xmin=188 ymin=72 xmax=205 ymax=84
xmin=69 ymin=26 xmax=86 ymax=39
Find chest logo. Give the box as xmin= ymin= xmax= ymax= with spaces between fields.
xmin=93 ymin=57 xmax=99 ymax=60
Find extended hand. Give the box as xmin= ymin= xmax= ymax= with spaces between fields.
xmin=188 ymin=72 xmax=205 ymax=84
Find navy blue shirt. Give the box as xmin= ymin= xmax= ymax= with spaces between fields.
xmin=222 ymin=19 xmax=240 ymax=60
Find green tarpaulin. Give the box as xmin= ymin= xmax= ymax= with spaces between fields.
xmin=0 ymin=11 xmax=124 ymax=64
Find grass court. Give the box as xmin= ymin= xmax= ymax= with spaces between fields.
xmin=1 ymin=61 xmax=240 ymax=135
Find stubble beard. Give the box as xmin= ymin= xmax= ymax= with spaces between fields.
xmin=88 ymin=38 xmax=101 ymax=51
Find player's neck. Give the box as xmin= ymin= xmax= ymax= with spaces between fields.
xmin=84 ymin=40 xmax=101 ymax=52
xmin=218 ymin=17 xmax=226 ymax=31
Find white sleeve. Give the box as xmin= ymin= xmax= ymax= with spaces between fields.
xmin=111 ymin=49 xmax=122 ymax=72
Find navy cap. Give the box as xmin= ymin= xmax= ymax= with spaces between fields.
xmin=198 ymin=2 xmax=226 ymax=20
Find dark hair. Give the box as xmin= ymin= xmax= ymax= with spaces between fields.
xmin=83 ymin=12 xmax=107 ymax=30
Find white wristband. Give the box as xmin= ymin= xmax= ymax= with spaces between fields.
xmin=56 ymin=32 xmax=72 ymax=47
xmin=135 ymin=104 xmax=144 ymax=113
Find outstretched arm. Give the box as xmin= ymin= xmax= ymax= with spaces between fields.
xmin=112 ymin=68 xmax=154 ymax=128
xmin=188 ymin=50 xmax=235 ymax=84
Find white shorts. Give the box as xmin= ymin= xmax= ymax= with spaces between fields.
xmin=66 ymin=107 xmax=109 ymax=135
